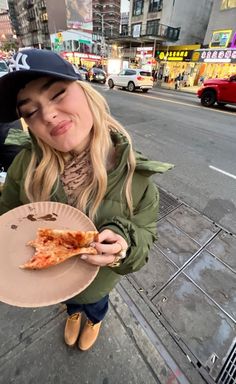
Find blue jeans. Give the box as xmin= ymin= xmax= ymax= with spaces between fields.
xmin=64 ymin=295 xmax=109 ymax=324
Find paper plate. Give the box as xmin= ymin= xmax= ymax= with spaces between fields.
xmin=0 ymin=202 xmax=99 ymax=308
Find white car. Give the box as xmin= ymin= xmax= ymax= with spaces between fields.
xmin=107 ymin=68 xmax=153 ymax=92
xmin=0 ymin=60 xmax=9 ymax=77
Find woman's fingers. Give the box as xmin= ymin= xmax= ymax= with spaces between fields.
xmin=80 ymin=253 xmax=116 ymax=267
xmin=96 ymin=229 xmax=128 ymax=253
xmin=97 ymin=229 xmax=117 ymax=243
xmin=81 ymin=229 xmax=128 ymax=266
xmin=92 ymin=241 xmax=122 ymax=255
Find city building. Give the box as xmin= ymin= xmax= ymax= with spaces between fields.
xmin=0 ymin=10 xmax=14 ymax=47
xmin=193 ymin=0 xmax=236 ymax=80
xmin=109 ymin=0 xmax=214 ymax=82
xmin=8 ymin=0 xmax=51 ymax=49
xmin=116 ymin=0 xmax=213 ymax=57
xmin=93 ymin=0 xmax=121 ymax=39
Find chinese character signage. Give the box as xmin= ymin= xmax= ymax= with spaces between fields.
xmin=196 ymin=49 xmax=236 ymax=63
xmin=209 ymin=30 xmax=232 ymax=48
xmin=157 ymin=50 xmax=193 ymax=61
xmin=231 ymin=31 xmax=236 ymax=48
xmin=136 ymin=47 xmax=153 ymax=58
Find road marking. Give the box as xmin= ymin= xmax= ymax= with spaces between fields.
xmin=102 ymin=86 xmax=236 ymax=116
xmin=209 ymin=165 xmax=236 ymax=180
xmin=98 ymin=85 xmax=236 ymax=116
xmin=132 ymin=92 xmax=236 ymax=116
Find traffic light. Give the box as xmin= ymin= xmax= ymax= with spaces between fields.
xmin=56 ymin=32 xmax=63 ymax=43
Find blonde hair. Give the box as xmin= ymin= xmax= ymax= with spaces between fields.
xmin=24 ymin=80 xmax=136 ymax=219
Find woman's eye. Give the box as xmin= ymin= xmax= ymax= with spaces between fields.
xmin=22 ymin=110 xmax=37 ymax=118
xmin=52 ymin=89 xmax=66 ymax=100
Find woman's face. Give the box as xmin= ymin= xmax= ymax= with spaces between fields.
xmin=17 ymin=77 xmax=93 ymax=153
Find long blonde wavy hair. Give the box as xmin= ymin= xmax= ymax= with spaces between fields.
xmin=24 ymin=80 xmax=136 ymax=219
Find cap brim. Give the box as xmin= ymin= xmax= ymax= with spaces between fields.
xmin=0 ymin=70 xmax=79 ymax=123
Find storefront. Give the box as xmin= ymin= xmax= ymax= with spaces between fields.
xmin=156 ymin=45 xmax=200 ymax=86
xmin=60 ymin=51 xmax=106 ymax=70
xmin=192 ymin=48 xmax=236 ymax=82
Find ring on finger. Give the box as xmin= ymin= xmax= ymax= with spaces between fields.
xmin=107 ymin=255 xmax=121 ymax=268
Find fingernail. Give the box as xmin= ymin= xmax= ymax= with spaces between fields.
xmin=81 ymin=255 xmax=87 ymax=260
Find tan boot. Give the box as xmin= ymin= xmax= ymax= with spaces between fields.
xmin=78 ymin=320 xmax=102 ymax=351
xmin=64 ymin=313 xmax=81 ymax=347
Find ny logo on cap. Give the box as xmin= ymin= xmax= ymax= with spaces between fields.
xmin=9 ymin=52 xmax=30 ymax=72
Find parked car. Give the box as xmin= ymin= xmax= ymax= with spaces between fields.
xmin=71 ymin=64 xmax=88 ymax=81
xmin=78 ymin=66 xmax=89 ymax=81
xmin=197 ymin=74 xmax=236 ymax=107
xmin=0 ymin=60 xmax=9 ymax=78
xmin=107 ymin=68 xmax=153 ymax=92
xmin=88 ymin=67 xmax=106 ymax=84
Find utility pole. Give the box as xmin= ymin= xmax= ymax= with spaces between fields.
xmin=101 ymin=12 xmax=105 ymax=57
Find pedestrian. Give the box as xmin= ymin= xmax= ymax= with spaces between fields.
xmin=0 ymin=49 xmax=173 ymax=351
xmin=183 ymin=72 xmax=189 ymax=87
xmin=174 ymin=73 xmax=181 ymax=90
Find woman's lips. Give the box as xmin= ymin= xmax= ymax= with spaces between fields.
xmin=50 ymin=121 xmax=72 ymax=137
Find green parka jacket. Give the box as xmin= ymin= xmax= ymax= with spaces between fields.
xmin=0 ymin=132 xmax=173 ymax=304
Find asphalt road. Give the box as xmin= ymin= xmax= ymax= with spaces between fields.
xmin=94 ymin=83 xmax=236 ymax=234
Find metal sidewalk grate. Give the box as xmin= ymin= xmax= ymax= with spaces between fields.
xmin=158 ymin=187 xmax=181 ymax=220
xmin=217 ymin=343 xmax=236 ymax=384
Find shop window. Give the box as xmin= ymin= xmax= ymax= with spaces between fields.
xmin=146 ymin=19 xmax=160 ymax=35
xmin=221 ymin=0 xmax=236 ymax=9
xmin=133 ymin=0 xmax=143 ymax=16
xmin=149 ymin=0 xmax=163 ymax=12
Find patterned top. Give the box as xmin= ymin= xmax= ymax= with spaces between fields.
xmin=60 ymin=150 xmax=92 ymax=207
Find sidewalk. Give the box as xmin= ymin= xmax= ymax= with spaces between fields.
xmin=154 ymin=81 xmax=198 ymax=94
xmin=0 ymin=187 xmax=235 ymax=384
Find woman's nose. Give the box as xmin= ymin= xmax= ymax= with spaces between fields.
xmin=41 ymin=104 xmax=57 ymax=122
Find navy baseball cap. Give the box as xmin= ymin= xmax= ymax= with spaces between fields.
xmin=0 ymin=49 xmax=82 ymax=122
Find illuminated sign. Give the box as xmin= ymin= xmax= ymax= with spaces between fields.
xmin=61 ymin=52 xmax=102 ymax=60
xmin=196 ymin=48 xmax=236 ymax=63
xmin=209 ymin=30 xmax=232 ymax=48
xmin=231 ymin=31 xmax=236 ymax=48
xmin=157 ymin=50 xmax=193 ymax=62
xmin=136 ymin=47 xmax=154 ymax=58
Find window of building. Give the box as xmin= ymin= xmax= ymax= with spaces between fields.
xmin=146 ymin=19 xmax=159 ymax=35
xmin=149 ymin=0 xmax=162 ymax=12
xmin=221 ymin=0 xmax=236 ymax=9
xmin=133 ymin=0 xmax=143 ymax=16
xmin=132 ymin=23 xmax=141 ymax=37
xmin=41 ymin=12 xmax=48 ymax=21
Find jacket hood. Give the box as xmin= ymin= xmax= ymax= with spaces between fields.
xmin=110 ymin=131 xmax=174 ymax=176
xmin=135 ymin=151 xmax=174 ymax=175
xmin=21 ymin=129 xmax=174 ymax=175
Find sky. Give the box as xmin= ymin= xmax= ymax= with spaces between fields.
xmin=121 ymin=0 xmax=130 ymax=12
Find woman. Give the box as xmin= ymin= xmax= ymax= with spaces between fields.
xmin=0 ymin=49 xmax=173 ymax=351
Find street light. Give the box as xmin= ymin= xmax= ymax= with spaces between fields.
xmin=94 ymin=10 xmax=113 ymax=57
xmin=94 ymin=11 xmax=105 ymax=56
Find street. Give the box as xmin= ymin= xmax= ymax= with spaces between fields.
xmin=94 ymin=84 xmax=236 ymax=235
xmin=0 ymin=83 xmax=235 ymax=384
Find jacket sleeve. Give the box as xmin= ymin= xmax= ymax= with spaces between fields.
xmin=0 ymin=149 xmax=29 ymax=215
xmin=98 ymin=181 xmax=159 ymax=275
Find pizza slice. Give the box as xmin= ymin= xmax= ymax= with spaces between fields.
xmin=20 ymin=228 xmax=98 ymax=270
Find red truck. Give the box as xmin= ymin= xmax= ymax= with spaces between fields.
xmin=197 ymin=74 xmax=236 ymax=107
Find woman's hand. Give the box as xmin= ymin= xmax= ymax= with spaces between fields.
xmin=80 ymin=229 xmax=128 ymax=267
